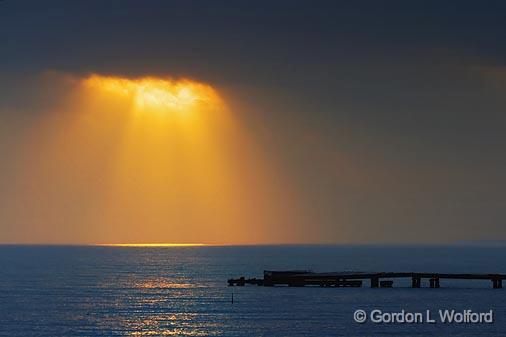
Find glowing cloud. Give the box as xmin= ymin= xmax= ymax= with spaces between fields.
xmin=82 ymin=74 xmax=224 ymax=114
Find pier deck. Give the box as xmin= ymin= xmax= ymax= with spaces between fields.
xmin=228 ymin=270 xmax=506 ymax=288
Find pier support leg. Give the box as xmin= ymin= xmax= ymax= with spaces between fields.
xmin=492 ymin=279 xmax=503 ymax=289
xmin=371 ymin=277 xmax=379 ymax=288
xmin=429 ymin=277 xmax=440 ymax=288
xmin=412 ymin=277 xmax=421 ymax=288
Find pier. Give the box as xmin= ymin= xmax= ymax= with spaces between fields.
xmin=228 ymin=270 xmax=506 ymax=289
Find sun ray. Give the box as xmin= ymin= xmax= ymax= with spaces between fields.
xmin=2 ymin=72 xmax=301 ymax=245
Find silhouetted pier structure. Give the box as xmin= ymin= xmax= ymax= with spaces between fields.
xmin=228 ymin=270 xmax=506 ymax=289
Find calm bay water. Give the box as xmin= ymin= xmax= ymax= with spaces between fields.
xmin=0 ymin=245 xmax=505 ymax=336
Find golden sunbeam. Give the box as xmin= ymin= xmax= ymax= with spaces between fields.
xmin=1 ymin=72 xmax=303 ymax=245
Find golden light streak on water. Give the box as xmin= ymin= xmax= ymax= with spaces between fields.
xmin=98 ymin=243 xmax=208 ymax=247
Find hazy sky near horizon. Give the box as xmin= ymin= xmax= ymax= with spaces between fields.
xmin=1 ymin=0 xmax=506 ymax=244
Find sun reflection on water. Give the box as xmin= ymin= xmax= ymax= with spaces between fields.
xmin=127 ymin=313 xmax=222 ymax=336
xmin=114 ymin=277 xmax=222 ymax=336
xmin=135 ymin=280 xmax=196 ymax=290
xmin=98 ymin=243 xmax=209 ymax=247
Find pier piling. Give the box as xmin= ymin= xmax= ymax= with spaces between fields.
xmin=493 ymin=278 xmax=503 ymax=289
xmin=380 ymin=280 xmax=393 ymax=288
xmin=411 ymin=277 xmax=421 ymax=288
xmin=429 ymin=277 xmax=440 ymax=288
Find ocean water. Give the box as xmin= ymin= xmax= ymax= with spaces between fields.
xmin=0 ymin=245 xmax=505 ymax=336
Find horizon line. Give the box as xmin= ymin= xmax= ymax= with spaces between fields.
xmin=0 ymin=242 xmax=505 ymax=247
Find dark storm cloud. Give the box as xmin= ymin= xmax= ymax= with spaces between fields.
xmin=1 ymin=0 xmax=506 ymax=243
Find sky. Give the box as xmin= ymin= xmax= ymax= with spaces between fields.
xmin=1 ymin=0 xmax=506 ymax=244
